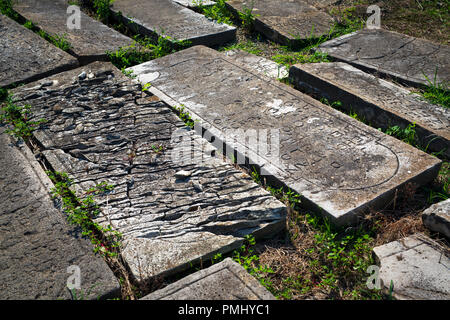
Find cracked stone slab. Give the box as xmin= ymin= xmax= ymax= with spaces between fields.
xmin=141 ymin=258 xmax=275 ymax=300
xmin=224 ymin=49 xmax=288 ymax=79
xmin=289 ymin=62 xmax=450 ymax=158
xmin=0 ymin=14 xmax=78 ymax=88
xmin=316 ymin=29 xmax=450 ymax=87
xmin=373 ymin=233 xmax=450 ymax=300
xmin=111 ymin=0 xmax=236 ymax=47
xmin=128 ymin=45 xmax=442 ymax=226
xmin=0 ymin=128 xmax=119 ymax=300
xmin=11 ymin=61 xmax=286 ymax=282
xmin=422 ymin=199 xmax=450 ymax=239
xmin=226 ymin=0 xmax=334 ymax=45
xmin=13 ymin=0 xmax=134 ymax=63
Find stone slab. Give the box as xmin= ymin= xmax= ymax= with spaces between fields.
xmin=13 ymin=0 xmax=134 ymax=63
xmin=226 ymin=0 xmax=334 ymax=45
xmin=289 ymin=62 xmax=450 ymax=158
xmin=422 ymin=199 xmax=450 ymax=239
xmin=0 ymin=128 xmax=119 ymax=300
xmin=224 ymin=49 xmax=288 ymax=79
xmin=141 ymin=258 xmax=275 ymax=300
xmin=11 ymin=61 xmax=286 ymax=282
xmin=128 ymin=45 xmax=442 ymax=226
xmin=0 ymin=14 xmax=78 ymax=88
xmin=172 ymin=0 xmax=216 ymax=7
xmin=316 ymin=29 xmax=450 ymax=87
xmin=373 ymin=233 xmax=450 ymax=300
xmin=111 ymin=0 xmax=236 ymax=47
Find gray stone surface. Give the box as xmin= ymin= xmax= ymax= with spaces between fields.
xmin=373 ymin=233 xmax=450 ymax=300
xmin=141 ymin=258 xmax=275 ymax=300
xmin=0 ymin=14 xmax=78 ymax=88
xmin=316 ymin=29 xmax=450 ymax=87
xmin=0 ymin=128 xmax=119 ymax=300
xmin=422 ymin=199 xmax=450 ymax=239
xmin=224 ymin=49 xmax=288 ymax=79
xmin=128 ymin=45 xmax=442 ymax=226
xmin=11 ymin=61 xmax=286 ymax=282
xmin=173 ymin=0 xmax=216 ymax=7
xmin=13 ymin=0 xmax=134 ymax=63
xmin=111 ymin=0 xmax=236 ymax=47
xmin=289 ymin=62 xmax=450 ymax=157
xmin=227 ymin=0 xmax=334 ymax=45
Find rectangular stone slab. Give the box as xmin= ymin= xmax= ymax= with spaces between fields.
xmin=0 ymin=128 xmax=119 ymax=300
xmin=315 ymin=29 xmax=450 ymax=87
xmin=0 ymin=14 xmax=78 ymax=88
xmin=141 ymin=258 xmax=275 ymax=300
xmin=226 ymin=0 xmax=334 ymax=45
xmin=11 ymin=61 xmax=286 ymax=282
xmin=111 ymin=0 xmax=236 ymax=47
xmin=128 ymin=45 xmax=442 ymax=226
xmin=289 ymin=62 xmax=450 ymax=158
xmin=13 ymin=0 xmax=134 ymax=63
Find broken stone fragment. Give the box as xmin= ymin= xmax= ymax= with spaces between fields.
xmin=422 ymin=199 xmax=450 ymax=239
xmin=175 ymin=170 xmax=192 ymax=179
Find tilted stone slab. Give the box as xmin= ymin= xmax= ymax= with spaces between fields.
xmin=0 ymin=14 xmax=78 ymax=88
xmin=13 ymin=0 xmax=134 ymax=63
xmin=224 ymin=49 xmax=288 ymax=79
xmin=226 ymin=0 xmax=334 ymax=45
xmin=422 ymin=199 xmax=450 ymax=239
xmin=11 ymin=61 xmax=286 ymax=282
xmin=0 ymin=128 xmax=119 ymax=300
xmin=128 ymin=45 xmax=442 ymax=226
xmin=316 ymin=29 xmax=450 ymax=87
xmin=373 ymin=233 xmax=450 ymax=300
xmin=289 ymin=62 xmax=450 ymax=158
xmin=111 ymin=0 xmax=235 ymax=47
xmin=141 ymin=258 xmax=275 ymax=300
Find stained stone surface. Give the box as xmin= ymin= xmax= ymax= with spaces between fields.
xmin=224 ymin=50 xmax=288 ymax=79
xmin=172 ymin=0 xmax=216 ymax=7
xmin=422 ymin=199 xmax=450 ymax=239
xmin=289 ymin=62 xmax=450 ymax=157
xmin=0 ymin=128 xmax=119 ymax=300
xmin=11 ymin=61 xmax=286 ymax=282
xmin=13 ymin=0 xmax=134 ymax=63
xmin=141 ymin=258 xmax=275 ymax=300
xmin=111 ymin=0 xmax=236 ymax=46
xmin=0 ymin=14 xmax=78 ymax=88
xmin=373 ymin=233 xmax=450 ymax=300
xmin=128 ymin=45 xmax=442 ymax=226
xmin=226 ymin=0 xmax=334 ymax=45
xmin=316 ymin=29 xmax=450 ymax=87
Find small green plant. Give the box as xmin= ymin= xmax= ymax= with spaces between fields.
xmin=175 ymin=105 xmax=196 ymax=129
xmin=93 ymin=0 xmax=114 ymax=22
xmin=0 ymin=0 xmax=18 ymax=20
xmin=384 ymin=123 xmax=418 ymax=147
xmin=238 ymin=2 xmax=258 ymax=31
xmin=0 ymin=93 xmax=47 ymax=140
xmin=198 ymin=0 xmax=234 ymax=26
xmin=420 ymin=69 xmax=449 ymax=109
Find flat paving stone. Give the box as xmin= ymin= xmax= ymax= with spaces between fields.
xmin=289 ymin=62 xmax=450 ymax=158
xmin=141 ymin=258 xmax=275 ymax=300
xmin=128 ymin=45 xmax=442 ymax=226
xmin=0 ymin=128 xmax=119 ymax=300
xmin=111 ymin=0 xmax=236 ymax=47
xmin=422 ymin=199 xmax=450 ymax=239
xmin=373 ymin=233 xmax=450 ymax=300
xmin=0 ymin=14 xmax=78 ymax=88
xmin=316 ymin=29 xmax=450 ymax=87
xmin=13 ymin=0 xmax=134 ymax=63
xmin=224 ymin=49 xmax=288 ymax=79
xmin=226 ymin=0 xmax=334 ymax=45
xmin=11 ymin=62 xmax=286 ymax=282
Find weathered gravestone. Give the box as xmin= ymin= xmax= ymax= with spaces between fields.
xmin=13 ymin=0 xmax=134 ymax=63
xmin=289 ymin=62 xmax=450 ymax=157
xmin=373 ymin=233 xmax=450 ymax=300
xmin=141 ymin=258 xmax=275 ymax=300
xmin=111 ymin=0 xmax=236 ymax=47
xmin=0 ymin=14 xmax=78 ymax=88
xmin=0 ymin=128 xmax=119 ymax=299
xmin=316 ymin=29 xmax=450 ymax=87
xmin=128 ymin=45 xmax=442 ymax=226
xmin=11 ymin=61 xmax=286 ymax=282
xmin=226 ymin=0 xmax=334 ymax=45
